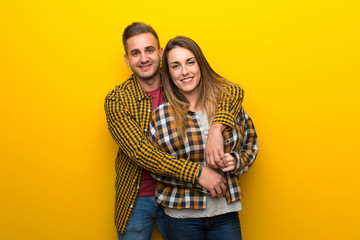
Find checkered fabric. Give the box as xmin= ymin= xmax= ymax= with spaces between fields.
xmin=104 ymin=75 xmax=245 ymax=233
xmin=149 ymin=103 xmax=258 ymax=209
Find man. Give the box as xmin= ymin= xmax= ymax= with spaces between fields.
xmin=104 ymin=22 xmax=244 ymax=239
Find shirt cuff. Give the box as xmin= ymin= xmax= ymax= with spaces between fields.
xmin=211 ymin=111 xmax=235 ymax=131
xmin=180 ymin=161 xmax=200 ymax=184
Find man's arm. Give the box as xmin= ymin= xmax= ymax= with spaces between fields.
xmin=206 ymin=83 xmax=244 ymax=169
xmin=105 ymin=93 xmax=197 ymax=182
xmin=105 ymin=92 xmax=227 ymax=196
xmin=150 ymin=166 xmax=227 ymax=198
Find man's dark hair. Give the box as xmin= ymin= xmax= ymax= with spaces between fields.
xmin=122 ymin=22 xmax=160 ymax=54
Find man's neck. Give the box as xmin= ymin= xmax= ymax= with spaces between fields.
xmin=136 ymin=73 xmax=161 ymax=92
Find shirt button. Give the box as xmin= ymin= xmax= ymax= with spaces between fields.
xmin=137 ymin=185 xmax=140 ymax=189
xmin=148 ymin=109 xmax=151 ymax=112
xmin=130 ymin=205 xmax=133 ymax=208
xmin=144 ymin=129 xmax=147 ymax=132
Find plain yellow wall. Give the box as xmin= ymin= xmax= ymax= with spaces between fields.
xmin=1 ymin=0 xmax=359 ymax=239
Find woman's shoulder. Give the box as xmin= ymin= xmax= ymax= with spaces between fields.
xmin=154 ymin=101 xmax=170 ymax=112
xmin=152 ymin=102 xmax=172 ymax=119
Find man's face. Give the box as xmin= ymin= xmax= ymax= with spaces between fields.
xmin=124 ymin=33 xmax=163 ymax=82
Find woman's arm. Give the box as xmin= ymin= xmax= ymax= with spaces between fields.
xmin=227 ymin=108 xmax=259 ymax=175
xmin=206 ymin=84 xmax=244 ymax=169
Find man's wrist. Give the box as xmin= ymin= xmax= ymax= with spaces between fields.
xmin=196 ymin=165 xmax=203 ymax=181
xmin=210 ymin=123 xmax=226 ymax=132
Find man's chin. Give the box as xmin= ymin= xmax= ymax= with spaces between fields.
xmin=135 ymin=70 xmax=159 ymax=80
xmin=139 ymin=74 xmax=158 ymax=81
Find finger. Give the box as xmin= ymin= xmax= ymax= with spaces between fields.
xmin=209 ymin=154 xmax=220 ymax=169
xmin=214 ymin=155 xmax=226 ymax=169
xmin=222 ymin=176 xmax=227 ymax=185
xmin=224 ymin=153 xmax=235 ymax=166
xmin=218 ymin=149 xmax=226 ymax=162
xmin=221 ymin=157 xmax=230 ymax=166
xmin=221 ymin=165 xmax=235 ymax=172
xmin=207 ymin=152 xmax=214 ymax=166
xmin=221 ymin=156 xmax=235 ymax=171
xmin=219 ymin=181 xmax=227 ymax=197
xmin=212 ymin=163 xmax=220 ymax=169
xmin=214 ymin=152 xmax=225 ymax=168
xmin=214 ymin=185 xmax=222 ymax=198
xmin=224 ymin=160 xmax=234 ymax=166
xmin=209 ymin=188 xmax=216 ymax=198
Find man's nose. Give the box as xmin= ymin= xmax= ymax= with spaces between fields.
xmin=140 ymin=52 xmax=148 ymax=62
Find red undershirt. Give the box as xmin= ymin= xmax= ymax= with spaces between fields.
xmin=139 ymin=85 xmax=164 ymax=197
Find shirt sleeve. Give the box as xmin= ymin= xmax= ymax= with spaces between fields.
xmin=104 ymin=93 xmax=200 ymax=184
xmin=150 ymin=173 xmax=209 ymax=194
xmin=211 ymin=83 xmax=244 ymax=130
xmin=229 ymin=108 xmax=259 ymax=175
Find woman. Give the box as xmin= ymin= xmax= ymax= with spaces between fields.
xmin=148 ymin=36 xmax=258 ymax=240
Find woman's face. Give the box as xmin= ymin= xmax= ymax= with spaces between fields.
xmin=167 ymin=47 xmax=201 ymax=99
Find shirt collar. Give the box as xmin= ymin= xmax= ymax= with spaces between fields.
xmin=130 ymin=74 xmax=148 ymax=102
xmin=131 ymin=74 xmax=167 ymax=102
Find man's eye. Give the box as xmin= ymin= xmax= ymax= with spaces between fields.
xmin=132 ymin=52 xmax=139 ymax=56
xmin=147 ymin=49 xmax=154 ymax=53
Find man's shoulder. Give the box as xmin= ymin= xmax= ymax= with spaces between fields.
xmin=105 ymin=76 xmax=135 ymax=100
xmin=221 ymin=81 xmax=244 ymax=93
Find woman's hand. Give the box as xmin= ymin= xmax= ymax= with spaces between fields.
xmin=220 ymin=153 xmax=235 ymax=172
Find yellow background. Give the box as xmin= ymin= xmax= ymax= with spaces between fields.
xmin=1 ymin=0 xmax=359 ymax=239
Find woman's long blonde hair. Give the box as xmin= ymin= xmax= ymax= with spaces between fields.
xmin=161 ymin=36 xmax=232 ymax=139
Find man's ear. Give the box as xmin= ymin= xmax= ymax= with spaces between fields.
xmin=124 ymin=53 xmax=130 ymax=67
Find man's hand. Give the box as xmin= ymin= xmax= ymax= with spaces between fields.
xmin=198 ymin=166 xmax=227 ymax=198
xmin=206 ymin=123 xmax=226 ymax=169
xmin=220 ymin=153 xmax=236 ymax=172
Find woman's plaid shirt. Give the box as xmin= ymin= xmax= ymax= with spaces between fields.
xmin=148 ymin=102 xmax=258 ymax=209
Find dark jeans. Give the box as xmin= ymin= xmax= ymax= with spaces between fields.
xmin=117 ymin=197 xmax=167 ymax=240
xmin=165 ymin=211 xmax=242 ymax=240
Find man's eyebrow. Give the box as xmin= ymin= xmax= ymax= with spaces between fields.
xmin=130 ymin=49 xmax=139 ymax=54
